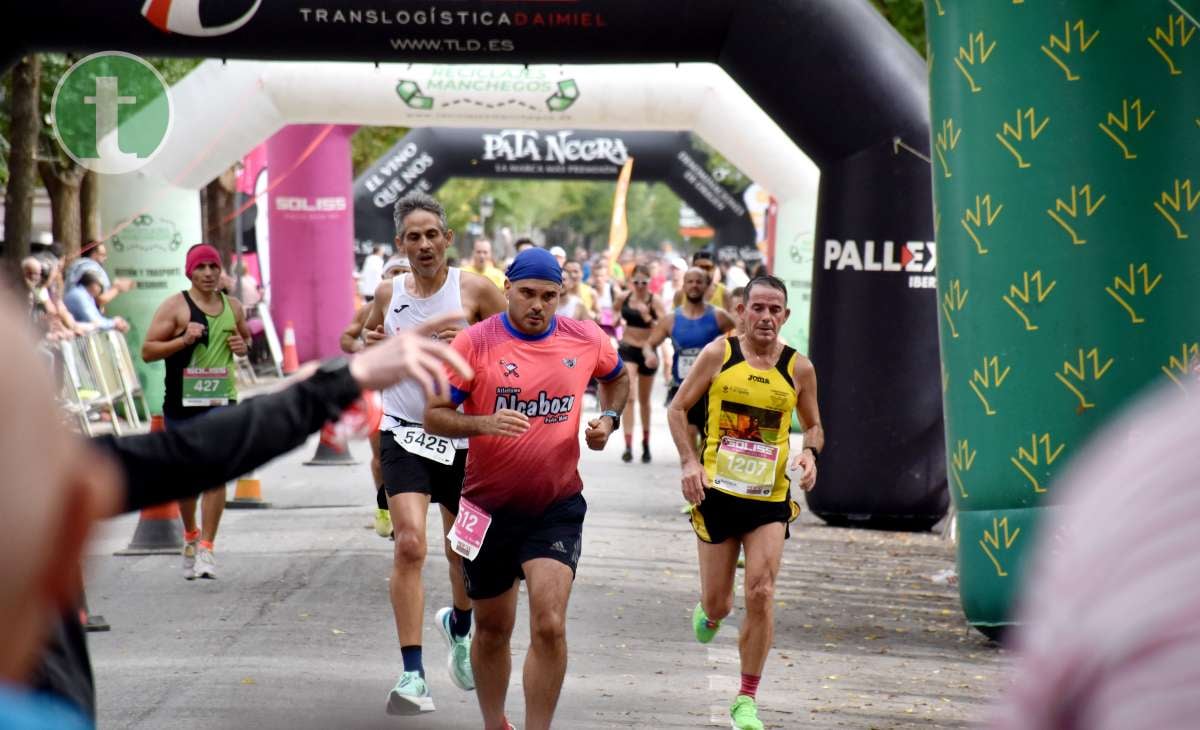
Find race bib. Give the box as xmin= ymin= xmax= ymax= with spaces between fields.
xmin=713 ymin=436 xmax=779 ymax=497
xmin=392 ymin=426 xmax=456 ymax=466
xmin=677 ymin=349 xmax=701 ymax=379
xmin=447 ymin=497 xmax=492 ymax=560
xmin=182 ymin=367 xmax=233 ymax=407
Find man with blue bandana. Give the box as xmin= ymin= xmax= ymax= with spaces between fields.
xmin=426 ymin=247 xmax=629 ymax=730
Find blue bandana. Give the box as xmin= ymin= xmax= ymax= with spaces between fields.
xmin=505 ymin=247 xmax=562 ymax=285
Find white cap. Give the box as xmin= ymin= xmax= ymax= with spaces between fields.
xmin=668 ymin=255 xmax=688 ymax=271
xmin=549 ymin=246 xmax=567 ymax=259
xmin=382 ymin=256 xmax=410 ymax=276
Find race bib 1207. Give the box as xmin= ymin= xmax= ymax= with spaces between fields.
xmin=713 ymin=436 xmax=779 ymax=498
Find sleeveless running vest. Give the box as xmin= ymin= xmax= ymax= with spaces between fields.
xmin=382 ymin=268 xmax=468 ymax=427
xmin=701 ymin=337 xmax=798 ymax=502
xmin=163 ymin=291 xmax=238 ymax=419
xmin=670 ymin=305 xmax=723 ymax=386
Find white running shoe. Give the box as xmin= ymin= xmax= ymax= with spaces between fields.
xmin=182 ymin=539 xmax=197 ymax=580
xmin=193 ymin=546 xmax=217 ymax=579
xmin=435 ymin=606 xmax=475 ymax=690
xmin=386 ymin=671 xmax=435 ymax=715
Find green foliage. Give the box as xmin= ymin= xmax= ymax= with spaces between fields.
xmin=352 ymin=126 xmax=409 ymax=177
xmin=869 ymin=0 xmax=928 ymax=58
xmin=435 ymin=177 xmax=688 ymax=256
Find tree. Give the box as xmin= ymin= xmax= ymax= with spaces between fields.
xmin=868 ymin=0 xmax=927 ymax=57
xmin=2 ymin=55 xmax=39 ymax=275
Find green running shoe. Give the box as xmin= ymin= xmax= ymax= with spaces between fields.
xmin=374 ymin=508 xmax=392 ymax=538
xmin=436 ymin=606 xmax=475 ymax=690
xmin=692 ymin=602 xmax=722 ymax=644
xmin=729 ymin=695 xmax=764 ymax=730
xmin=386 ymin=670 xmax=434 ymax=715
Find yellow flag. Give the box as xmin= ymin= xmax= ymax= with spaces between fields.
xmin=606 ymin=157 xmax=635 ymax=259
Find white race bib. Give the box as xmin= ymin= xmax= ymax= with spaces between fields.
xmin=713 ymin=436 xmax=779 ymax=497
xmin=677 ymin=352 xmax=699 ymax=379
xmin=447 ymin=497 xmax=492 ymax=560
xmin=392 ymin=426 xmax=456 ymax=466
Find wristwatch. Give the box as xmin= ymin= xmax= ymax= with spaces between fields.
xmin=601 ymin=409 xmax=621 ymax=430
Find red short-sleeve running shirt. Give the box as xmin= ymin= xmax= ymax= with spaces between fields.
xmin=447 ymin=313 xmax=624 ymax=513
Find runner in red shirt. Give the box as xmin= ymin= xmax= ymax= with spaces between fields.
xmin=425 ymin=247 xmax=629 ymax=730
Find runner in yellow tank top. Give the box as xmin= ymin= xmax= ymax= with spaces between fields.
xmin=666 ymin=275 xmax=823 ymax=730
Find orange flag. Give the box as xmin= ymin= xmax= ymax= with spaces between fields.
xmin=606 ymin=157 xmax=635 ymax=260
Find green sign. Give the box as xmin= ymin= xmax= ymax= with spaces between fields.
xmin=51 ymin=51 xmax=172 ymax=175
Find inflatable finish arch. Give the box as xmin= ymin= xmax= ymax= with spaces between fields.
xmin=6 ymin=0 xmax=946 ymax=527
xmin=354 ymin=128 xmax=757 ymax=250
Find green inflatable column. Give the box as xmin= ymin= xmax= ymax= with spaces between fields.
xmin=927 ymin=1 xmax=1200 ymax=630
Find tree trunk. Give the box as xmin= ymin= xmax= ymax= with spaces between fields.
xmin=3 ymin=55 xmax=41 ymax=276
xmin=80 ymin=169 xmax=101 ymax=246
xmin=200 ymin=165 xmax=239 ymax=269
xmin=38 ymin=160 xmax=84 ymax=257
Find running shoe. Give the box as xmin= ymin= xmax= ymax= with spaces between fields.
xmin=193 ymin=546 xmax=217 ymax=580
xmin=386 ymin=671 xmax=435 ymax=715
xmin=182 ymin=539 xmax=197 ymax=580
xmin=692 ymin=602 xmax=722 ymax=644
xmin=435 ymin=606 xmax=475 ymax=690
xmin=374 ymin=508 xmax=392 ymax=538
xmin=622 ymin=447 xmax=633 ymax=463
xmin=729 ymin=695 xmax=764 ymax=730
xmin=641 ymin=444 xmax=651 ymax=463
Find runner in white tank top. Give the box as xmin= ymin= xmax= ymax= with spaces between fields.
xmin=382 ymin=268 xmax=468 ymax=429
xmin=360 ymin=192 xmax=506 ymax=717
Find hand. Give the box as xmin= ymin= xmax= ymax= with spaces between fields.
xmin=181 ymin=322 xmax=205 ymax=345
xmin=584 ymin=414 xmax=615 ymax=451
xmin=643 ymin=348 xmax=658 ymax=371
xmin=228 ymin=332 xmax=248 ymax=356
xmin=114 ymin=277 xmax=136 ymax=292
xmin=483 ymin=409 xmax=530 ymax=438
xmin=789 ymin=450 xmax=818 ymax=492
xmin=363 ymin=325 xmax=387 ymax=347
xmin=348 ymin=310 xmax=474 ymax=396
xmin=681 ymin=460 xmax=708 ymax=505
xmin=435 ymin=324 xmax=463 ymax=343
xmin=113 ymin=317 xmax=130 ymax=334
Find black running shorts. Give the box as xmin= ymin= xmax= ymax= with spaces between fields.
xmin=463 ymin=492 xmax=587 ymax=600
xmin=379 ymin=431 xmax=466 ymax=515
xmin=618 ymin=342 xmax=658 ymax=376
xmin=689 ymin=488 xmax=799 ymax=544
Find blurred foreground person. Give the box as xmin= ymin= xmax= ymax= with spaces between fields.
xmin=1 ymin=297 xmax=471 ymax=727
xmin=994 ymin=381 xmax=1200 ymax=730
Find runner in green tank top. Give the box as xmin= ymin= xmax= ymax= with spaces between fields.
xmin=142 ymin=244 xmax=252 ymax=581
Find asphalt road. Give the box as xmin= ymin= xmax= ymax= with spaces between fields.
xmin=86 ymin=389 xmax=1006 ymax=729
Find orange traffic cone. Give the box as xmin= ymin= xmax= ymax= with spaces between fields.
xmin=282 ymin=320 xmax=299 ymax=374
xmin=226 ymin=469 xmax=270 ymax=509
xmin=304 ymin=422 xmax=359 ymax=465
xmin=115 ymin=415 xmax=185 ymax=555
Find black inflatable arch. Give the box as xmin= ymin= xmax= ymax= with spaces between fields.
xmin=4 ymin=0 xmax=944 ymax=526
xmin=354 ymin=127 xmax=756 ymax=252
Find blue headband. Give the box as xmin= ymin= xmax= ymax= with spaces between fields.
xmin=505 ymin=247 xmax=562 ymax=286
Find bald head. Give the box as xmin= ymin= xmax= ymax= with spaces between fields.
xmin=0 ymin=299 xmax=119 ymax=681
xmin=682 ymin=266 xmax=711 ymax=304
